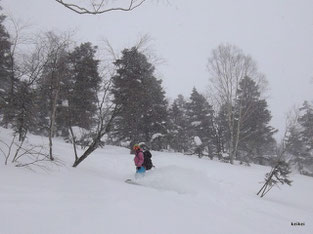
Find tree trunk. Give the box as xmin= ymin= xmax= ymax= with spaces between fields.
xmin=257 ymin=166 xmax=276 ymax=197
xmin=48 ymin=96 xmax=57 ymax=161
xmin=234 ymin=104 xmax=243 ymax=162
xmin=227 ymin=102 xmax=235 ymax=164
xmin=72 ymin=105 xmax=118 ymax=167
xmin=48 ymin=70 xmax=61 ymax=161
xmin=12 ymin=136 xmax=25 ymax=163
xmin=69 ymin=126 xmax=78 ymax=161
xmin=72 ymin=139 xmax=100 ymax=167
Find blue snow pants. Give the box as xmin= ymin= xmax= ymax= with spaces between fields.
xmin=136 ymin=166 xmax=146 ymax=174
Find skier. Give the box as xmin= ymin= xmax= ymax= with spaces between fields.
xmin=133 ymin=144 xmax=146 ymax=175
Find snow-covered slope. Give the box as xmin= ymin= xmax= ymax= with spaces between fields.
xmin=0 ymin=128 xmax=312 ymax=234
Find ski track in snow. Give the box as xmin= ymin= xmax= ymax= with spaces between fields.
xmin=0 ymin=127 xmax=313 ymax=234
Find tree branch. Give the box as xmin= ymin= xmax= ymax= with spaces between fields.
xmin=56 ymin=0 xmax=147 ymax=15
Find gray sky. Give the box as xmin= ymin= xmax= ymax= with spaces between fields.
xmin=2 ymin=0 xmax=313 ymax=139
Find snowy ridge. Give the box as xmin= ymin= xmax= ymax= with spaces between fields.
xmin=0 ymin=128 xmax=312 ymax=234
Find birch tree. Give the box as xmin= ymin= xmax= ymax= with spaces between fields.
xmin=34 ymin=32 xmax=72 ymax=161
xmin=207 ymin=44 xmax=266 ymax=164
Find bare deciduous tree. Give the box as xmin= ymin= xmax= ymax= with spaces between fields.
xmin=33 ymin=31 xmax=72 ymax=161
xmin=207 ymin=44 xmax=266 ymax=164
xmin=0 ymin=134 xmax=16 ymax=165
xmin=0 ymin=131 xmax=62 ymax=171
xmin=70 ymin=79 xmax=120 ymax=167
xmin=56 ymin=0 xmax=147 ymax=15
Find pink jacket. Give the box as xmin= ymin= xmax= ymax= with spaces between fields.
xmin=134 ymin=150 xmax=144 ymax=167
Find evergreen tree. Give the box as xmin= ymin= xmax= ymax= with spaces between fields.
xmin=285 ymin=125 xmax=308 ymax=172
xmin=286 ymin=101 xmax=313 ymax=175
xmin=168 ymin=95 xmax=189 ymax=153
xmin=298 ymin=101 xmax=313 ymax=151
xmin=11 ymin=81 xmax=36 ymax=141
xmin=32 ymin=80 xmax=51 ymax=135
xmin=57 ymin=42 xmax=101 ymax=135
xmin=0 ymin=6 xmax=13 ymax=124
xmin=234 ymin=76 xmax=276 ymax=164
xmin=111 ymin=47 xmax=168 ymax=150
xmin=185 ymin=88 xmax=215 ymax=156
xmin=257 ymin=160 xmax=292 ymax=198
xmin=216 ymin=103 xmax=231 ymax=158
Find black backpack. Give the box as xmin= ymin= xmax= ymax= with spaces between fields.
xmin=142 ymin=150 xmax=153 ymax=170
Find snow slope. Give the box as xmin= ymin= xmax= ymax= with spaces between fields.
xmin=0 ymin=128 xmax=312 ymax=234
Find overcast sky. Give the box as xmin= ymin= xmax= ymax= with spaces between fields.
xmin=2 ymin=0 xmax=313 ymax=139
